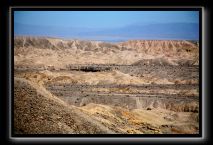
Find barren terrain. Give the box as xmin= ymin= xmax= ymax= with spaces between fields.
xmin=14 ymin=36 xmax=199 ymax=134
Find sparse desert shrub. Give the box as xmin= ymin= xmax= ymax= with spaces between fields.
xmin=82 ymin=103 xmax=86 ymax=106
xmin=147 ymin=108 xmax=152 ymax=110
xmin=174 ymin=80 xmax=181 ymax=84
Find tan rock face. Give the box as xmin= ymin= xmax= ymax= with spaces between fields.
xmin=119 ymin=40 xmax=199 ymax=62
xmin=14 ymin=36 xmax=199 ymax=67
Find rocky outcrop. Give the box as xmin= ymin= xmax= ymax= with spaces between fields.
xmin=119 ymin=40 xmax=198 ymax=55
xmin=45 ymin=83 xmax=199 ymax=113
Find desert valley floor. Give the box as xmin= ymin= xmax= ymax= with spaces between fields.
xmin=14 ymin=37 xmax=199 ymax=134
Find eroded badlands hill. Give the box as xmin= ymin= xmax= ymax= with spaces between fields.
xmin=14 ymin=36 xmax=199 ymax=68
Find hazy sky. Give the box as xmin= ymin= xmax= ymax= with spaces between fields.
xmin=14 ymin=11 xmax=199 ymax=40
xmin=15 ymin=11 xmax=199 ymax=28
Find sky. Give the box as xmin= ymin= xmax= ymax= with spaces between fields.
xmin=14 ymin=11 xmax=199 ymax=41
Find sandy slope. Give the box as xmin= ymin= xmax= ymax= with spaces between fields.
xmin=14 ymin=77 xmax=114 ymax=134
xmin=80 ymin=103 xmax=198 ymax=134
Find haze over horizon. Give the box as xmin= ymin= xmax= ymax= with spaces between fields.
xmin=14 ymin=11 xmax=199 ymax=41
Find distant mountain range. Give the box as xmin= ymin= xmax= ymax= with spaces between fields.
xmin=14 ymin=22 xmax=199 ymax=41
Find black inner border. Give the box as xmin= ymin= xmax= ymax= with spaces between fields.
xmin=11 ymin=7 xmax=202 ymax=138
